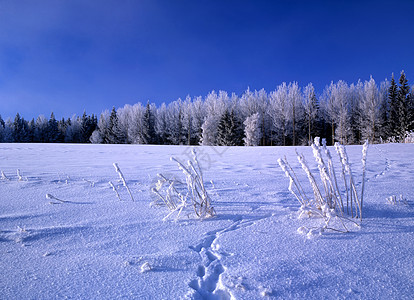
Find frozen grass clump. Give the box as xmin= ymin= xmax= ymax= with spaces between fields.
xmin=386 ymin=194 xmax=408 ymax=206
xmin=151 ymin=148 xmax=215 ymax=220
xmin=278 ymin=137 xmax=368 ymax=234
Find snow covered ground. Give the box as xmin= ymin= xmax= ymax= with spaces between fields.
xmin=1 ymin=143 xmax=413 ymax=299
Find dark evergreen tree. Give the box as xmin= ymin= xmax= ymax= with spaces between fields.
xmin=47 ymin=112 xmax=60 ymax=143
xmin=107 ymin=107 xmax=126 ymax=144
xmin=388 ymin=73 xmax=399 ymax=139
xmin=0 ymin=115 xmax=4 ymax=142
xmin=0 ymin=115 xmax=4 ymax=128
xmin=27 ymin=118 xmax=36 ymax=142
xmin=217 ymin=110 xmax=243 ymax=146
xmin=12 ymin=113 xmax=30 ymax=142
xmin=142 ymin=101 xmax=156 ymax=144
xmin=408 ymin=89 xmax=414 ymax=132
xmin=397 ymin=71 xmax=410 ymax=139
xmin=57 ymin=118 xmax=67 ymax=143
xmin=80 ymin=112 xmax=97 ymax=143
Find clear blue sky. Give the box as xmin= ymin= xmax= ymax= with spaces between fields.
xmin=0 ymin=0 xmax=413 ymax=120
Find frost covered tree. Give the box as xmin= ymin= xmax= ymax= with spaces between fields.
xmin=3 ymin=119 xmax=14 ymax=142
xmin=240 ymin=88 xmax=269 ymax=145
xmin=302 ymin=83 xmax=318 ymax=145
xmin=243 ymin=112 xmax=261 ymax=146
xmin=322 ymin=81 xmax=352 ymax=144
xmin=182 ymin=96 xmax=196 ymax=145
xmin=156 ymin=103 xmax=169 ymax=145
xmin=126 ymin=103 xmax=145 ymax=144
xmin=269 ymin=83 xmax=290 ymax=145
xmin=360 ymin=76 xmax=381 ymax=143
xmin=288 ymin=82 xmax=301 ymax=146
xmin=191 ymin=96 xmax=206 ymax=145
xmin=166 ymin=99 xmax=184 ymax=145
xmin=201 ymin=91 xmax=228 ymax=145
xmin=64 ymin=117 xmax=83 ymax=143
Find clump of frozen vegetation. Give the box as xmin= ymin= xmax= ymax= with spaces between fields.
xmin=1 ymin=170 xmax=9 ymax=180
xmin=112 ymin=163 xmax=134 ymax=202
xmin=278 ymin=137 xmax=368 ymax=234
xmin=386 ymin=194 xmax=408 ymax=206
xmin=151 ymin=148 xmax=215 ymax=220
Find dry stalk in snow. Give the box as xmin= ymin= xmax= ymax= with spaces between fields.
xmin=113 ymin=163 xmax=134 ymax=202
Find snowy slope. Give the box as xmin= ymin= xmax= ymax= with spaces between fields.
xmin=0 ymin=143 xmax=413 ymax=299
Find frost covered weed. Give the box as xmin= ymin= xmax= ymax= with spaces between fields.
xmin=17 ymin=169 xmax=27 ymax=181
xmin=386 ymin=194 xmax=408 ymax=206
xmin=278 ymin=137 xmax=368 ymax=234
xmin=46 ymin=193 xmax=67 ymax=204
xmin=113 ymin=163 xmax=134 ymax=202
xmin=109 ymin=181 xmax=122 ymax=201
xmin=151 ymin=148 xmax=215 ymax=220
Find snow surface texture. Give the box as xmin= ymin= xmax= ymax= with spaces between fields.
xmin=0 ymin=143 xmax=413 ymax=299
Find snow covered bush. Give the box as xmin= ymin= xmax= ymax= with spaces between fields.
xmin=278 ymin=137 xmax=368 ymax=234
xmin=151 ymin=148 xmax=215 ymax=220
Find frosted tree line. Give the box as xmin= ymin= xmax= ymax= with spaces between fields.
xmin=1 ymin=71 xmax=413 ymax=145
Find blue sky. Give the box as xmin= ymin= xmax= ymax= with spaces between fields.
xmin=0 ymin=0 xmax=413 ymax=120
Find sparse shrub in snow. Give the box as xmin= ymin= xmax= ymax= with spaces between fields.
xmin=113 ymin=163 xmax=134 ymax=202
xmin=278 ymin=137 xmax=368 ymax=234
xmin=386 ymin=194 xmax=408 ymax=206
xmin=151 ymin=148 xmax=215 ymax=220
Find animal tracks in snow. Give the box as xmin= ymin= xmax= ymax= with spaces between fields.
xmin=187 ymin=216 xmax=272 ymax=299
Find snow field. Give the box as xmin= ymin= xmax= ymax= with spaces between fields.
xmin=1 ymin=143 xmax=414 ymax=299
